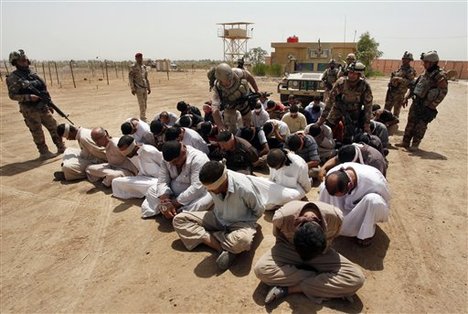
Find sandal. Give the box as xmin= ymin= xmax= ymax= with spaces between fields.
xmin=265 ymin=286 xmax=288 ymax=304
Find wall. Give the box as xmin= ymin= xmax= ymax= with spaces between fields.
xmin=371 ymin=59 xmax=468 ymax=79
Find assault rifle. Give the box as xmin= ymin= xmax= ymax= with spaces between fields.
xmin=24 ymin=83 xmax=75 ymax=125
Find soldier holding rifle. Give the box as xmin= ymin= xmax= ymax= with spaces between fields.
xmin=6 ymin=49 xmax=66 ymax=160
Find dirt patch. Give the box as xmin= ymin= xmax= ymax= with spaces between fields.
xmin=1 ymin=70 xmax=467 ymax=313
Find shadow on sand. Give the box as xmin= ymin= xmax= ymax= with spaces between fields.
xmin=332 ymin=226 xmax=390 ymax=271
xmin=252 ymin=282 xmax=364 ymax=313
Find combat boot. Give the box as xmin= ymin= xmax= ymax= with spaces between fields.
xmin=39 ymin=151 xmax=56 ymax=160
xmin=395 ymin=142 xmax=410 ymax=149
xmin=408 ymin=143 xmax=419 ymax=152
xmin=56 ymin=143 xmax=66 ymax=155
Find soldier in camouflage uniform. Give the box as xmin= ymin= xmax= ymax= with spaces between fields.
xmin=6 ymin=49 xmax=65 ymax=160
xmin=322 ymin=59 xmax=340 ymax=102
xmin=384 ymin=51 xmax=417 ymax=118
xmin=128 ymin=53 xmax=151 ymax=122
xmin=338 ymin=53 xmax=357 ymax=77
xmin=211 ymin=63 xmax=259 ymax=134
xmin=396 ymin=51 xmax=448 ymax=151
xmin=318 ymin=62 xmax=373 ymax=144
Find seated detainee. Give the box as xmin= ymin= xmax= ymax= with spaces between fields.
xmin=173 ymin=161 xmax=265 ymax=271
xmin=86 ymin=127 xmax=138 ymax=187
xmin=215 ymin=130 xmax=259 ymax=175
xmin=141 ymin=141 xmax=212 ymax=219
xmin=281 ymin=104 xmax=307 ymax=133
xmin=251 ymin=101 xmax=270 ymax=128
xmin=121 ymin=117 xmax=153 ymax=145
xmin=149 ymin=120 xmax=168 ymax=150
xmin=263 ymin=119 xmax=290 ymax=149
xmin=239 ymin=127 xmax=270 ymax=167
xmin=164 ymin=126 xmax=210 ymax=155
xmin=305 ymin=124 xmax=336 ymax=163
xmin=111 ymin=135 xmax=163 ymax=199
xmin=266 ymin=100 xmax=288 ymax=120
xmin=177 ymin=114 xmax=203 ymax=130
xmin=154 ymin=111 xmax=178 ymax=127
xmin=254 ymin=200 xmax=365 ymax=305
xmin=267 ymin=148 xmax=311 ymax=200
xmin=319 ymin=162 xmax=390 ymax=247
xmin=285 ymin=133 xmax=320 ymax=178
xmin=370 ymin=120 xmax=389 ymax=155
xmin=54 ymin=123 xmax=107 ymax=181
xmin=319 ymin=143 xmax=388 ymax=180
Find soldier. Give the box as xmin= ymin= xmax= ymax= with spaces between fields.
xmin=322 ymin=59 xmax=340 ymax=102
xmin=384 ymin=51 xmax=417 ymax=118
xmin=211 ymin=63 xmax=259 ymax=133
xmin=318 ymin=62 xmax=373 ymax=144
xmin=128 ymin=52 xmax=151 ymax=122
xmin=396 ymin=51 xmax=448 ymax=151
xmin=6 ymin=49 xmax=65 ymax=160
xmin=338 ymin=53 xmax=357 ymax=77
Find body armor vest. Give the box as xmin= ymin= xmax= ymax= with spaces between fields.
xmin=325 ymin=68 xmax=339 ymax=85
xmin=215 ymin=74 xmax=249 ymax=109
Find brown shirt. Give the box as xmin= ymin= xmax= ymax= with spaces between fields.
xmin=272 ymin=200 xmax=343 ymax=252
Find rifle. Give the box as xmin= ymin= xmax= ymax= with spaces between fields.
xmin=24 ymin=83 xmax=75 ymax=125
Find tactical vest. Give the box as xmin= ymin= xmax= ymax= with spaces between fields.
xmin=339 ymin=78 xmax=367 ymax=111
xmin=215 ymin=73 xmax=249 ymax=111
xmin=11 ymin=69 xmax=48 ymax=106
xmin=413 ymin=67 xmax=444 ymax=99
xmin=325 ymin=68 xmax=339 ymax=85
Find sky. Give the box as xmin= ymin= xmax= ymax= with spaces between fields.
xmin=1 ymin=1 xmax=467 ymax=62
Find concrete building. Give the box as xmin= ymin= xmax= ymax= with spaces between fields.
xmin=270 ymin=37 xmax=357 ymax=73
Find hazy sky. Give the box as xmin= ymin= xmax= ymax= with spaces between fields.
xmin=2 ymin=1 xmax=467 ymax=61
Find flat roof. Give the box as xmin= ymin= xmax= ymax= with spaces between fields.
xmin=217 ymin=22 xmax=254 ymax=25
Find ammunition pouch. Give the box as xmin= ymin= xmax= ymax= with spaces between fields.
xmin=414 ymin=99 xmax=438 ymax=123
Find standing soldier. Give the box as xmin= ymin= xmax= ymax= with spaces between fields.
xmin=318 ymin=62 xmax=373 ymax=144
xmin=211 ymin=63 xmax=259 ymax=133
xmin=322 ymin=59 xmax=340 ymax=102
xmin=384 ymin=51 xmax=417 ymax=118
xmin=338 ymin=53 xmax=357 ymax=77
xmin=6 ymin=49 xmax=65 ymax=160
xmin=396 ymin=51 xmax=448 ymax=151
xmin=128 ymin=52 xmax=151 ymax=122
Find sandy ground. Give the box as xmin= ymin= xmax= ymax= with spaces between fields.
xmin=1 ymin=69 xmax=467 ymax=313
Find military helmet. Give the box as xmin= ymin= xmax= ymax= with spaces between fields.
xmin=215 ymin=63 xmax=234 ymax=82
xmin=420 ymin=50 xmax=439 ymax=62
xmin=329 ymin=59 xmax=336 ymax=64
xmin=9 ymin=49 xmax=26 ymax=66
xmin=346 ymin=53 xmax=356 ymax=61
xmin=348 ymin=62 xmax=366 ymax=73
xmin=402 ymin=51 xmax=414 ymax=61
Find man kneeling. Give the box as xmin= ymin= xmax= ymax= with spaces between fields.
xmin=254 ymin=200 xmax=365 ymax=305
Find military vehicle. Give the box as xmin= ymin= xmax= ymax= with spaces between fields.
xmin=277 ymin=72 xmax=325 ymax=104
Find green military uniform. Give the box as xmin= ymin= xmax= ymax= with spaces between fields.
xmin=385 ymin=62 xmax=416 ymax=118
xmin=322 ymin=64 xmax=340 ymax=102
xmin=6 ymin=65 xmax=65 ymax=157
xmin=402 ymin=65 xmax=448 ymax=148
xmin=322 ymin=76 xmax=373 ymax=144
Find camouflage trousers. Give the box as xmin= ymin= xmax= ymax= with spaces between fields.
xmin=20 ymin=104 xmax=64 ymax=154
xmin=402 ymin=102 xmax=432 ymax=147
xmin=384 ymin=90 xmax=405 ymax=118
xmin=135 ymin=88 xmax=148 ymax=122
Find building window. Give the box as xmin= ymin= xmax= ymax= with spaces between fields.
xmin=317 ymin=63 xmax=328 ymax=71
xmin=296 ymin=63 xmax=314 ymax=72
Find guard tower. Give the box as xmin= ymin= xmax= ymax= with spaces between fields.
xmin=217 ymin=22 xmax=253 ymax=63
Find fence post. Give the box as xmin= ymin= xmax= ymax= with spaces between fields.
xmin=121 ymin=61 xmax=125 ymax=81
xmin=47 ymin=62 xmax=53 ymax=86
xmin=3 ymin=60 xmax=9 ymax=75
xmin=114 ymin=61 xmax=118 ymax=79
xmin=69 ymin=60 xmax=76 ymax=88
xmin=42 ymin=62 xmax=47 ymax=84
xmin=53 ymin=61 xmax=61 ymax=87
xmin=104 ymin=60 xmax=109 ymax=85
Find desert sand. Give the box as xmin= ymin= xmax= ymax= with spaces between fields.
xmin=1 ymin=69 xmax=467 ymax=313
